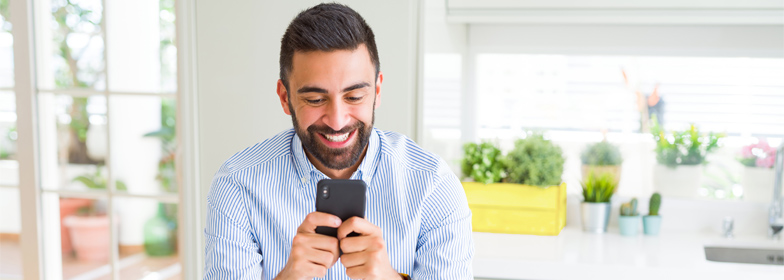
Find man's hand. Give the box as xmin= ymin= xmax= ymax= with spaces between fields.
xmin=337 ymin=217 xmax=401 ymax=280
xmin=276 ymin=212 xmax=342 ymax=280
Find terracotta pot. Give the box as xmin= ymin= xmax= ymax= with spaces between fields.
xmin=63 ymin=215 xmax=110 ymax=262
xmin=59 ymin=198 xmax=92 ymax=255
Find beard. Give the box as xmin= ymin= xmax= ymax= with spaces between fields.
xmin=289 ymin=102 xmax=375 ymax=170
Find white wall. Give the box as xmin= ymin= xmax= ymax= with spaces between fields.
xmin=194 ymin=0 xmax=421 ymax=237
xmin=469 ymin=24 xmax=784 ymax=57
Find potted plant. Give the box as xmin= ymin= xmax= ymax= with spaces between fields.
xmin=505 ymin=133 xmax=565 ymax=187
xmin=62 ymin=199 xmax=110 ymax=262
xmin=738 ymin=139 xmax=777 ymax=203
xmin=580 ymin=140 xmax=623 ymax=187
xmin=63 ymin=168 xmax=125 ymax=262
xmin=580 ymin=172 xmax=617 ymax=233
xmin=461 ymin=133 xmax=567 ymax=236
xmin=618 ymin=198 xmax=640 ymax=236
xmin=461 ymin=142 xmax=506 ymax=184
xmin=650 ymin=116 xmax=723 ymax=198
xmin=58 ymin=197 xmax=92 ymax=256
xmin=643 ymin=193 xmax=662 ymax=235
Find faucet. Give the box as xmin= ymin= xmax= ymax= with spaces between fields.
xmin=770 ymin=142 xmax=784 ymax=239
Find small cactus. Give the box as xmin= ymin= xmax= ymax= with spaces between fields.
xmin=620 ymin=198 xmax=639 ymax=216
xmin=649 ymin=193 xmax=661 ymax=216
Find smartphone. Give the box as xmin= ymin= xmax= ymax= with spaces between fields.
xmin=315 ymin=179 xmax=367 ymax=238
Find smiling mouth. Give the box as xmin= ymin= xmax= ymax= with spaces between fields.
xmin=322 ymin=131 xmax=350 ymax=142
xmin=317 ymin=128 xmax=356 ymax=147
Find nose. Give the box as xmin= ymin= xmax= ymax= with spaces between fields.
xmin=323 ymin=100 xmax=351 ymax=131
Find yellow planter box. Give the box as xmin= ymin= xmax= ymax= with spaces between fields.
xmin=462 ymin=182 xmax=566 ymax=236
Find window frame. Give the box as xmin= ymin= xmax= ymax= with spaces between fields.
xmin=11 ymin=0 xmax=201 ymax=278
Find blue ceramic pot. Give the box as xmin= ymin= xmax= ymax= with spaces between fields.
xmin=618 ymin=216 xmax=640 ymax=236
xmin=643 ymin=215 xmax=662 ymax=236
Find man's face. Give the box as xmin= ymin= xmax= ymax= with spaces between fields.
xmin=277 ymin=44 xmax=382 ymax=170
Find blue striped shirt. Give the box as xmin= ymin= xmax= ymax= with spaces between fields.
xmin=204 ymin=128 xmax=474 ymax=279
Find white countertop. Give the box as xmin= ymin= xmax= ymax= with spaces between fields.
xmin=473 ymin=227 xmax=784 ymax=280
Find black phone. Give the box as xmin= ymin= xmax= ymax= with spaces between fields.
xmin=315 ymin=179 xmax=366 ymax=238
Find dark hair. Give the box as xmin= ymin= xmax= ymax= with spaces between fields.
xmin=279 ymin=3 xmax=380 ymax=91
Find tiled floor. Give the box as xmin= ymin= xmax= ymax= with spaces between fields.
xmin=0 ymin=238 xmax=180 ymax=280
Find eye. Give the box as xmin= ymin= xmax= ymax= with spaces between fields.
xmin=346 ymin=96 xmax=364 ymax=103
xmin=305 ymin=99 xmax=325 ymax=105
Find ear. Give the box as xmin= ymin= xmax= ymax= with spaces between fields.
xmin=277 ymin=79 xmax=292 ymax=115
xmin=374 ymin=72 xmax=383 ymax=109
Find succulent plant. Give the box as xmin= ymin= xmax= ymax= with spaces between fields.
xmin=649 ymin=193 xmax=661 ymax=216
xmin=461 ymin=142 xmax=506 ymax=184
xmin=581 ymin=171 xmax=617 ymax=203
xmin=620 ymin=198 xmax=639 ymax=216
xmin=505 ymin=133 xmax=565 ymax=187
xmin=581 ymin=141 xmax=623 ymax=166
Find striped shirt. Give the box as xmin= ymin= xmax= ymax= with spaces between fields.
xmin=204 ymin=128 xmax=474 ymax=279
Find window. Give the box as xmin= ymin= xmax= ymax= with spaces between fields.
xmin=9 ymin=0 xmax=182 ymax=278
xmin=422 ymin=52 xmax=784 ymax=200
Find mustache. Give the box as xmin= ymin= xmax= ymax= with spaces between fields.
xmin=307 ymin=122 xmax=363 ymax=135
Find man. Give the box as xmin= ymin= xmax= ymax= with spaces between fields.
xmin=204 ymin=3 xmax=473 ymax=279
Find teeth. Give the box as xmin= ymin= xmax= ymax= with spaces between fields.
xmin=323 ymin=132 xmax=350 ymax=142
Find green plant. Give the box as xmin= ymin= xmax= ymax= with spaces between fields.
xmin=581 ymin=140 xmax=623 ymax=166
xmin=461 ymin=142 xmax=506 ymax=184
xmin=620 ymin=198 xmax=639 ymax=216
xmin=505 ymin=133 xmax=564 ymax=187
xmin=72 ymin=168 xmax=127 ymax=216
xmin=0 ymin=125 xmax=15 ymax=159
xmin=0 ymin=0 xmax=10 ymax=33
xmin=581 ymin=172 xmax=618 ymax=203
xmin=649 ymin=193 xmax=661 ymax=216
xmin=73 ymin=167 xmax=127 ymax=191
xmin=143 ymin=99 xmax=178 ymax=192
xmin=650 ymin=115 xmax=723 ymax=168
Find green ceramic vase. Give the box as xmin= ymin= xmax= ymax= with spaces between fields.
xmin=144 ymin=203 xmax=176 ymax=256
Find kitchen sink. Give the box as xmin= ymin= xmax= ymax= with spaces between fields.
xmin=704 ymin=244 xmax=784 ymax=265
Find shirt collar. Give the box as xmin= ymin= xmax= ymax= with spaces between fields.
xmin=291 ymin=128 xmax=381 ymax=187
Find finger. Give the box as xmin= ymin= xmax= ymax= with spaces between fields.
xmin=336 ymin=217 xmax=380 ymax=239
xmin=339 ymin=250 xmax=369 ymax=268
xmin=289 ymin=244 xmax=332 ymax=277
xmin=304 ymin=247 xmax=337 ymax=268
xmin=292 ymin=233 xmax=340 ymax=253
xmin=339 ymin=235 xmax=383 ymax=254
xmin=300 ymin=262 xmax=329 ymax=278
xmin=345 ymin=264 xmax=371 ymax=280
xmin=298 ymin=212 xmax=342 ymax=233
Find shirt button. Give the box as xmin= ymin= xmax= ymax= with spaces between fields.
xmin=301 ymin=177 xmax=307 ymax=183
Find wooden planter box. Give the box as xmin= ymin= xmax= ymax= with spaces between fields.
xmin=462 ymin=182 xmax=566 ymax=236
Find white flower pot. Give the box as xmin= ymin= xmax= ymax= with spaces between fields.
xmin=85 ymin=124 xmax=107 ymax=161
xmin=580 ymin=202 xmax=611 ymax=233
xmin=653 ymin=164 xmax=703 ymax=198
xmin=741 ymin=166 xmax=775 ymax=203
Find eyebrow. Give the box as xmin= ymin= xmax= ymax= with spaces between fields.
xmin=297 ymin=82 xmax=370 ymax=94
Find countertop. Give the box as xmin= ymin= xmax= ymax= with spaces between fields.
xmin=473 ymin=227 xmax=784 ymax=280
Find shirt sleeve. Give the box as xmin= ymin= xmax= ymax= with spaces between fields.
xmin=203 ymin=164 xmax=263 ymax=280
xmin=412 ymin=162 xmax=474 ymax=279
